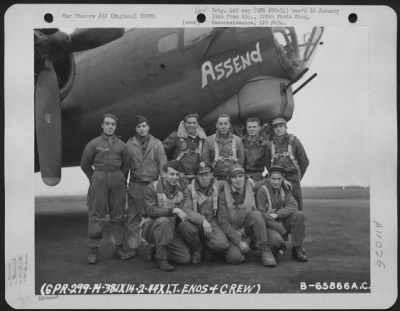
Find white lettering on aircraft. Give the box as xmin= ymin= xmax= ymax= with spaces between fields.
xmin=201 ymin=41 xmax=263 ymax=88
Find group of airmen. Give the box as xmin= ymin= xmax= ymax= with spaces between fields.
xmin=80 ymin=112 xmax=309 ymax=271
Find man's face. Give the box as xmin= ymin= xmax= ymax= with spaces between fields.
xmin=216 ymin=117 xmax=231 ymax=135
xmin=231 ymin=173 xmax=245 ymax=191
xmin=184 ymin=117 xmax=198 ymax=136
xmin=165 ymin=167 xmax=180 ymax=186
xmin=273 ymin=123 xmax=287 ymax=137
xmin=270 ymin=172 xmax=284 ymax=189
xmin=102 ymin=117 xmax=117 ymax=136
xmin=197 ymin=171 xmax=213 ymax=188
xmin=246 ymin=121 xmax=261 ymax=137
xmin=136 ymin=122 xmax=150 ymax=137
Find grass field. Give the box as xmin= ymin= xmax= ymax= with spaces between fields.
xmin=35 ymin=187 xmax=370 ymax=295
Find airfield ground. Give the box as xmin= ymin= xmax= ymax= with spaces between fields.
xmin=35 ymin=187 xmax=370 ymax=294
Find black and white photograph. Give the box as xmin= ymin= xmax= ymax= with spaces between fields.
xmin=4 ymin=4 xmax=397 ymax=309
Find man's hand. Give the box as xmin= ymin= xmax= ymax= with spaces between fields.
xmin=202 ymin=219 xmax=212 ymax=238
xmin=173 ymin=208 xmax=187 ymax=221
xmin=238 ymin=240 xmax=250 ymax=253
xmin=236 ymin=228 xmax=246 ymax=238
xmin=266 ymin=209 xmax=278 ymax=220
xmin=283 ymin=179 xmax=293 ymax=191
xmin=269 ymin=213 xmax=279 ymax=220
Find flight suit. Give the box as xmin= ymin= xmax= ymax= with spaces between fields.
xmin=242 ymin=134 xmax=269 ymax=181
xmin=202 ymin=133 xmax=245 ymax=180
xmin=265 ymin=133 xmax=309 ymax=210
xmin=163 ymin=122 xmax=207 ymax=182
xmin=182 ymin=179 xmax=229 ymax=253
xmin=80 ymin=134 xmax=130 ymax=248
xmin=217 ymin=180 xmax=268 ymax=264
xmin=255 ymin=179 xmax=306 ymax=248
xmin=126 ymin=135 xmax=167 ymax=250
xmin=142 ymin=178 xmax=202 ymax=263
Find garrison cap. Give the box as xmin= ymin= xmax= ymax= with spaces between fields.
xmin=196 ymin=161 xmax=213 ymax=175
xmin=229 ymin=163 xmax=245 ymax=178
xmin=102 ymin=113 xmax=119 ymax=123
xmin=134 ymin=115 xmax=149 ymax=127
xmin=269 ymin=165 xmax=286 ymax=176
xmin=271 ymin=117 xmax=287 ymax=126
xmin=163 ymin=160 xmax=182 ymax=173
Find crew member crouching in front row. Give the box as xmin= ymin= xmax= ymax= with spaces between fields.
xmin=182 ymin=162 xmax=230 ymax=262
xmin=141 ymin=160 xmax=203 ymax=272
xmin=217 ymin=164 xmax=277 ymax=267
xmin=255 ymin=165 xmax=308 ymax=264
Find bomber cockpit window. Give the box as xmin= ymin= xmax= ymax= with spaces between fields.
xmin=157 ymin=33 xmax=179 ymax=53
xmin=183 ymin=28 xmax=213 ymax=46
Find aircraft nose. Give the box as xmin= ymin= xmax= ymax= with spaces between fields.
xmin=202 ymin=77 xmax=294 ymax=125
xmin=237 ymin=77 xmax=294 ymax=122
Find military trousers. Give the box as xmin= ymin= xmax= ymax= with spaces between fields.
xmin=142 ymin=217 xmax=202 ymax=264
xmin=266 ymin=211 xmax=306 ymax=248
xmin=287 ymin=176 xmax=304 ymax=211
xmin=127 ymin=181 xmax=151 ymax=249
xmin=225 ymin=210 xmax=268 ymax=264
xmin=246 ymin=171 xmax=264 ymax=182
xmin=201 ymin=219 xmax=230 ymax=253
xmin=87 ymin=170 xmax=126 ymax=248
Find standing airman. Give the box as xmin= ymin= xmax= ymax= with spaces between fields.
xmin=202 ymin=114 xmax=245 ymax=180
xmin=266 ymin=117 xmax=309 ymax=210
xmin=163 ymin=113 xmax=207 ymax=184
xmin=80 ymin=113 xmax=132 ymax=264
xmin=126 ymin=115 xmax=167 ymax=257
xmin=242 ymin=117 xmax=269 ymax=182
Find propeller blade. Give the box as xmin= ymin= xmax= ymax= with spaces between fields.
xmin=70 ymin=28 xmax=124 ymax=52
xmin=34 ymin=59 xmax=62 ymax=186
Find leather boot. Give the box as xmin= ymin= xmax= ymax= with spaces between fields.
xmin=292 ymin=246 xmax=308 ymax=262
xmin=191 ymin=248 xmax=202 ymax=264
xmin=272 ymin=242 xmax=286 ymax=256
xmin=88 ymin=247 xmax=99 ymax=264
xmin=147 ymin=244 xmax=156 ymax=261
xmin=260 ymin=243 xmax=277 ymax=267
xmin=155 ymin=245 xmax=174 ymax=271
xmin=202 ymin=247 xmax=214 ymax=262
xmin=157 ymin=260 xmax=175 ymax=272
xmin=112 ymin=245 xmax=135 ymax=260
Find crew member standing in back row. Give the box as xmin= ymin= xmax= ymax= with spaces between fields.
xmin=163 ymin=113 xmax=207 ymax=186
xmin=126 ymin=115 xmax=167 ymax=257
xmin=265 ymin=117 xmax=309 ymax=210
xmin=242 ymin=117 xmax=269 ymax=182
xmin=80 ymin=113 xmax=133 ymax=264
xmin=202 ymin=114 xmax=245 ymax=180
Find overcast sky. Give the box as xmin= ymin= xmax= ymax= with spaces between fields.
xmin=35 ymin=26 xmax=369 ymax=196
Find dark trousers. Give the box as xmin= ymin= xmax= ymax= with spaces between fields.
xmin=142 ymin=218 xmax=202 ymax=263
xmin=87 ymin=170 xmax=126 ymax=248
xmin=246 ymin=172 xmax=263 ymax=182
xmin=203 ymin=219 xmax=230 ymax=252
xmin=288 ymin=177 xmax=303 ymax=211
xmin=127 ymin=181 xmax=151 ymax=249
xmin=267 ymin=211 xmax=306 ymax=247
xmin=225 ymin=210 xmax=268 ymax=264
